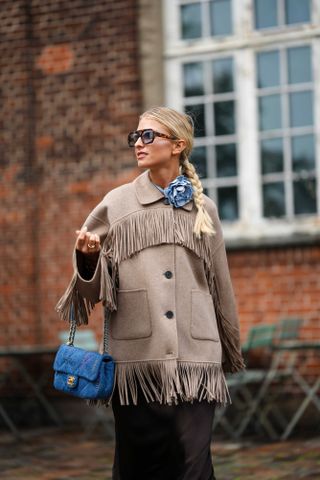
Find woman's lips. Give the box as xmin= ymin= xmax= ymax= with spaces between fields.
xmin=137 ymin=152 xmax=148 ymax=159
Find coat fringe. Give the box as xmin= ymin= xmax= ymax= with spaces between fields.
xmin=207 ymin=273 xmax=246 ymax=373
xmin=56 ymin=207 xmax=244 ymax=377
xmin=55 ymin=272 xmax=95 ymax=326
xmin=114 ymin=360 xmax=230 ymax=406
xmin=100 ymin=253 xmax=117 ymax=311
xmin=106 ymin=208 xmax=214 ymax=269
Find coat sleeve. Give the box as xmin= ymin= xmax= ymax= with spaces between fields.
xmin=55 ymin=197 xmax=117 ymax=326
xmin=207 ymin=201 xmax=245 ymax=373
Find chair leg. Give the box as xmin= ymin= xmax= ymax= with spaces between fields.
xmin=0 ymin=403 xmax=21 ymax=438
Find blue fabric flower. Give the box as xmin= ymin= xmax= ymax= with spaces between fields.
xmin=163 ymin=175 xmax=194 ymax=208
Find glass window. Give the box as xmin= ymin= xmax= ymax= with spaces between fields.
xmin=261 ymin=138 xmax=284 ymax=174
xmin=289 ymin=91 xmax=313 ymax=128
xmin=218 ymin=186 xmax=239 ymax=221
xmin=257 ymin=51 xmax=280 ymax=88
xmin=185 ymin=104 xmax=206 ymax=137
xmin=259 ymin=94 xmax=282 ymax=131
xmin=181 ymin=3 xmax=202 ymax=39
xmin=255 ymin=0 xmax=311 ymax=30
xmin=263 ymin=182 xmax=285 ymax=217
xmin=292 ymin=134 xmax=315 ymax=172
xmin=216 ymin=143 xmax=237 ymax=177
xmin=182 ymin=55 xmax=237 ymax=221
xmin=183 ymin=63 xmax=204 ymax=97
xmin=210 ymin=0 xmax=232 ymax=37
xmin=255 ymin=0 xmax=278 ymax=29
xmin=190 ymin=146 xmax=207 ymax=178
xmin=285 ymin=0 xmax=310 ymax=25
xmin=214 ymin=100 xmax=235 ymax=136
xmin=257 ymin=44 xmax=316 ymax=218
xmin=287 ymin=46 xmax=312 ymax=84
xmin=293 ymin=178 xmax=317 ymax=214
xmin=212 ymin=58 xmax=234 ymax=93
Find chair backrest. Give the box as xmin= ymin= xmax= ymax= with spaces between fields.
xmin=242 ymin=324 xmax=276 ymax=353
xmin=276 ymin=317 xmax=302 ymax=342
xmin=58 ymin=329 xmax=98 ymax=351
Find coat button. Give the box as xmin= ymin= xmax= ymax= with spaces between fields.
xmin=165 ymin=310 xmax=174 ymax=319
xmin=164 ymin=271 xmax=173 ymax=279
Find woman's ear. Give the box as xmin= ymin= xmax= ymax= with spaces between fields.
xmin=172 ymin=139 xmax=186 ymax=156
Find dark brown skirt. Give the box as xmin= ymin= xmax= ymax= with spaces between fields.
xmin=111 ymin=386 xmax=216 ymax=480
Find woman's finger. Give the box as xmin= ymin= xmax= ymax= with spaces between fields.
xmin=84 ymin=233 xmax=98 ymax=253
xmin=75 ymin=226 xmax=88 ymax=251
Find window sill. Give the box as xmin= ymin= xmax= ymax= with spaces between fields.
xmin=223 ymin=217 xmax=320 ymax=250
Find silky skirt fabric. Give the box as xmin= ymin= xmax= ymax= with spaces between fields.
xmin=111 ymin=387 xmax=216 ymax=480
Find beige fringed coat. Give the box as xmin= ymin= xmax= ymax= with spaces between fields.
xmin=56 ymin=169 xmax=245 ymax=405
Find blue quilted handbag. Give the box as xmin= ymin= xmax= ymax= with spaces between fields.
xmin=53 ymin=308 xmax=115 ymax=401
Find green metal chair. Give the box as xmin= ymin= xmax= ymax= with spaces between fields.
xmin=275 ymin=317 xmax=302 ymax=343
xmin=256 ymin=317 xmax=304 ymax=438
xmin=236 ymin=317 xmax=304 ymax=439
xmin=213 ymin=324 xmax=277 ymax=438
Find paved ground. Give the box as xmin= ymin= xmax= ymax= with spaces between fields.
xmin=0 ymin=427 xmax=319 ymax=479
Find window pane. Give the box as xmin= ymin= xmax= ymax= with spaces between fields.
xmin=183 ymin=63 xmax=204 ymax=97
xmin=181 ymin=3 xmax=202 ymax=39
xmin=216 ymin=143 xmax=237 ymax=177
xmin=190 ymin=146 xmax=207 ymax=178
xmin=257 ymin=51 xmax=280 ymax=88
xmin=210 ymin=0 xmax=232 ymax=36
xmin=214 ymin=100 xmax=235 ymax=136
xmin=289 ymin=91 xmax=313 ymax=127
xmin=213 ymin=58 xmax=234 ymax=93
xmin=261 ymin=138 xmax=284 ymax=174
xmin=287 ymin=46 xmax=312 ymax=84
xmin=263 ymin=182 xmax=285 ymax=217
xmin=285 ymin=0 xmax=310 ymax=25
xmin=218 ymin=186 xmax=238 ymax=220
xmin=259 ymin=94 xmax=282 ymax=131
xmin=185 ymin=104 xmax=206 ymax=137
xmin=292 ymin=134 xmax=315 ymax=172
xmin=255 ymin=0 xmax=278 ymax=29
xmin=293 ymin=178 xmax=317 ymax=214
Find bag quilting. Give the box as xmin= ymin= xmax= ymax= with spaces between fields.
xmin=53 ymin=344 xmax=115 ymax=400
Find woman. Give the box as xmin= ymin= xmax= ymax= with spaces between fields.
xmin=56 ymin=106 xmax=244 ymax=480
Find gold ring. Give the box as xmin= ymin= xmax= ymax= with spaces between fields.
xmin=87 ymin=243 xmax=96 ymax=249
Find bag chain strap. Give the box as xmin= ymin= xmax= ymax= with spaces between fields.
xmin=67 ymin=306 xmax=110 ymax=354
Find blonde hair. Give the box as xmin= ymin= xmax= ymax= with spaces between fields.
xmin=140 ymin=106 xmax=215 ymax=238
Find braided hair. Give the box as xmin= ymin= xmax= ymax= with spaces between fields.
xmin=140 ymin=106 xmax=216 ymax=238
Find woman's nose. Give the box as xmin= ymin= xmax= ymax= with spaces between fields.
xmin=135 ymin=136 xmax=144 ymax=147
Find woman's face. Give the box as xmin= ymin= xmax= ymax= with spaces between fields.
xmin=133 ymin=117 xmax=181 ymax=170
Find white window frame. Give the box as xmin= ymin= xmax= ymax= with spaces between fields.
xmin=182 ymin=55 xmax=239 ymax=211
xmin=257 ymin=43 xmax=316 ymax=220
xmin=163 ymin=0 xmax=320 ymax=245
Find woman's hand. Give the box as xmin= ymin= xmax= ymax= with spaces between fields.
xmin=75 ymin=226 xmax=101 ymax=255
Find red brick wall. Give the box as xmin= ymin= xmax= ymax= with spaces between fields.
xmin=0 ymin=0 xmax=141 ymax=348
xmin=229 ymin=245 xmax=320 ymax=376
xmin=229 ymin=246 xmax=320 ymax=342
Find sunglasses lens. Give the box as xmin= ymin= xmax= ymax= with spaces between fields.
xmin=128 ymin=132 xmax=139 ymax=147
xmin=141 ymin=130 xmax=154 ymax=144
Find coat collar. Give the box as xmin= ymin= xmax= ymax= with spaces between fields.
xmin=134 ymin=170 xmax=194 ymax=212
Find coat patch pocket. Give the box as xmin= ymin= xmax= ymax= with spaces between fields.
xmin=190 ymin=290 xmax=219 ymax=342
xmin=111 ymin=289 xmax=152 ymax=340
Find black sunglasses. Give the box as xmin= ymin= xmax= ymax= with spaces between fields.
xmin=128 ymin=129 xmax=177 ymax=147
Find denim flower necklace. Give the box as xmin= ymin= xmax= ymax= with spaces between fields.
xmin=152 ymin=175 xmax=194 ymax=208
